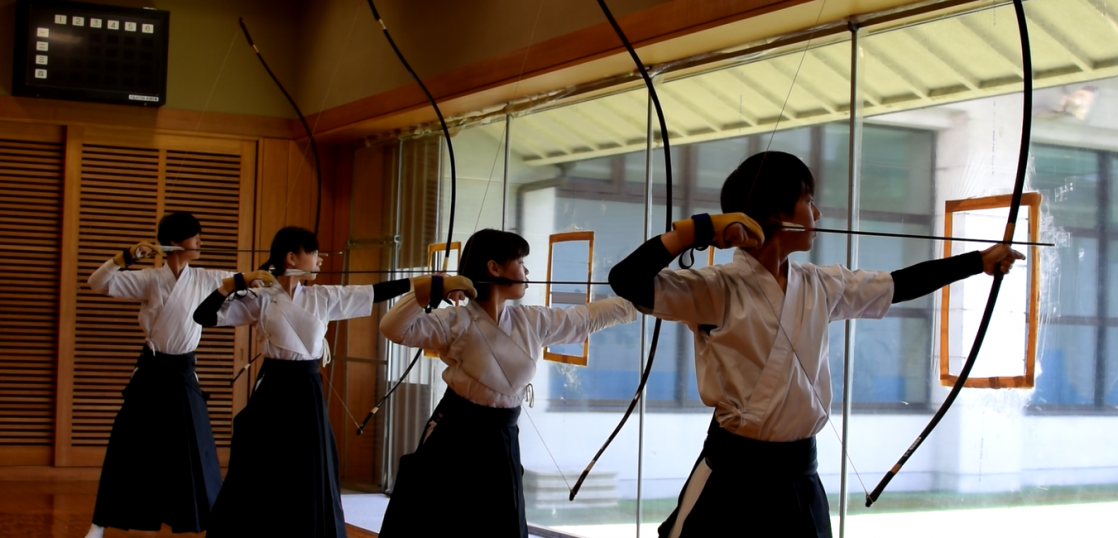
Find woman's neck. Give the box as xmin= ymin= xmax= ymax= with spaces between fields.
xmin=165 ymin=254 xmax=188 ymax=279
xmin=278 ymin=275 xmax=299 ymax=298
xmin=475 ymin=294 xmax=507 ymax=323
xmin=746 ymin=240 xmax=790 ymax=290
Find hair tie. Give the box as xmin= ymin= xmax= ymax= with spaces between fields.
xmin=121 ymin=247 xmax=136 ymax=266
xmin=233 ymin=273 xmax=247 ymax=292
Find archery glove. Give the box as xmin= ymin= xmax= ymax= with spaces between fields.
xmin=222 ymin=270 xmax=276 ymax=294
xmin=413 ymin=275 xmax=477 ymax=309
xmin=113 ymin=241 xmax=164 ymax=268
xmin=672 ymin=213 xmax=765 ymax=250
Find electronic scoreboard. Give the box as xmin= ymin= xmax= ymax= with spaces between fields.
xmin=12 ymin=0 xmax=170 ymax=106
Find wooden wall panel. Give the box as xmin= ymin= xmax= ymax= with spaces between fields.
xmin=164 ymin=149 xmax=248 ymax=446
xmin=58 ymin=129 xmax=255 ymax=467
xmin=0 ymin=123 xmax=65 ymax=465
xmin=71 ymin=144 xmax=160 ymax=449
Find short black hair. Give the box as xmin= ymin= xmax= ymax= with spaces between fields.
xmin=720 ymin=151 xmax=815 ymax=223
xmin=261 ymin=226 xmax=319 ymax=271
xmin=157 ymin=212 xmax=202 ymax=245
xmin=458 ymin=229 xmax=530 ymax=301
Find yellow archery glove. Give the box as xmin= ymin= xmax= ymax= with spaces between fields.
xmin=672 ymin=213 xmax=765 ymax=249
xmin=113 ymin=241 xmax=165 ymax=267
xmin=413 ymin=275 xmax=477 ymax=309
xmin=222 ymin=270 xmax=276 ymax=294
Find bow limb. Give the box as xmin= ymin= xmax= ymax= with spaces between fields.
xmin=570 ymin=0 xmax=675 ymax=501
xmin=864 ymin=0 xmax=1033 ymax=507
xmin=238 ymin=19 xmax=324 ymax=236
xmin=239 ymin=18 xmax=371 ymax=429
xmin=355 ymin=1 xmax=459 ymax=435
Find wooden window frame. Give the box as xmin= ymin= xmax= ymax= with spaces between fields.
xmin=939 ymin=192 xmax=1042 ymax=389
xmin=543 ymin=231 xmax=594 ymax=366
xmin=423 ymin=241 xmax=460 ymax=358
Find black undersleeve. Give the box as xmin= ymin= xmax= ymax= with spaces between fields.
xmin=193 ymin=290 xmax=227 ymax=328
xmin=373 ymin=278 xmax=412 ymax=303
xmin=609 ymin=237 xmax=677 ymax=310
xmin=890 ymin=251 xmax=983 ymax=304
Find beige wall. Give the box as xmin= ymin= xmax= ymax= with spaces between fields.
xmin=0 ymin=0 xmax=669 ymax=119
xmin=293 ymin=0 xmax=673 ymax=114
xmin=0 ymin=0 xmax=307 ymax=118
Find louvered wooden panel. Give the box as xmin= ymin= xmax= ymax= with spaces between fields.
xmin=72 ymin=145 xmax=159 ymax=446
xmin=0 ymin=137 xmax=63 ymax=446
xmin=164 ymin=149 xmax=242 ymax=446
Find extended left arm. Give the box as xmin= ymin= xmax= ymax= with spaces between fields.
xmin=891 ymin=245 xmax=1024 ymax=304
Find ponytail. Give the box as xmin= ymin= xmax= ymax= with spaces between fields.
xmin=261 ymin=226 xmax=319 ymax=274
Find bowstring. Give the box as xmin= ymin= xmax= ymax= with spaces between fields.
xmin=358 ymin=0 xmax=560 ymax=475
xmin=463 ymin=0 xmax=570 ymax=486
xmin=470 ymin=312 xmax=573 ymax=491
xmin=470 ymin=0 xmax=545 ymax=234
xmin=740 ymin=0 xmax=830 ymax=213
xmin=742 ymin=260 xmax=869 ymax=496
xmin=163 ymin=27 xmax=239 ymax=196
xmin=731 ymin=0 xmax=870 ymax=488
xmin=283 ymin=0 xmax=367 ymax=226
xmin=325 ymin=247 xmax=363 ymax=429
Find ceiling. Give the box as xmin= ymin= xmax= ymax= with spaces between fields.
xmin=512 ymin=0 xmax=1118 ymax=165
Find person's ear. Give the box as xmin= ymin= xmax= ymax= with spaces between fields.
xmin=285 ymin=251 xmax=298 ymax=268
xmin=487 ymin=260 xmax=501 ymax=277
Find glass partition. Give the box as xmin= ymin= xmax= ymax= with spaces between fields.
xmin=366 ymin=1 xmax=1118 ymax=537
xmin=844 ymin=1 xmax=1118 ymax=536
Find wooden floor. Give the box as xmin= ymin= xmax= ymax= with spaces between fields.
xmin=0 ymin=480 xmax=377 ymax=537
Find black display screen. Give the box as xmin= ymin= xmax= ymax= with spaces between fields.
xmin=12 ymin=0 xmax=170 ymax=106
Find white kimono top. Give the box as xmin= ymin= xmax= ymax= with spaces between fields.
xmin=380 ymin=294 xmax=638 ymax=409
xmin=88 ymin=259 xmax=233 ymax=355
xmin=214 ymin=283 xmax=375 ymax=362
xmin=650 ymin=249 xmax=894 ymax=442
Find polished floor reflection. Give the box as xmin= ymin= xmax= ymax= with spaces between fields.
xmin=0 ymin=481 xmax=377 ymax=537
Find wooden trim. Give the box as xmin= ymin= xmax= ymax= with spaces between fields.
xmin=0 ymin=121 xmax=65 ymax=143
xmin=425 ymin=242 xmax=462 ymax=272
xmin=939 ymin=192 xmax=1042 ymax=389
xmin=345 ymin=524 xmax=379 ymax=538
xmin=0 ymin=447 xmax=52 ymax=466
xmin=543 ymin=231 xmax=594 ymax=366
xmin=0 ymin=466 xmax=101 ymax=481
xmin=233 ymin=140 xmax=258 ymax=416
xmin=303 ymin=0 xmax=821 ymax=144
xmin=53 ymin=126 xmax=83 ymax=466
xmin=155 ymin=150 xmax=167 ymax=263
xmin=423 ymin=242 xmax=461 ymax=358
xmin=0 ymin=96 xmax=300 ymax=140
xmin=80 ymin=126 xmax=250 ymax=154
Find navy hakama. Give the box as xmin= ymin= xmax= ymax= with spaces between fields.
xmin=380 ymin=388 xmax=526 ymax=538
xmin=92 ymin=347 xmax=222 ymax=533
xmin=659 ymin=416 xmax=831 ymax=538
xmin=206 ymin=358 xmax=346 ymax=538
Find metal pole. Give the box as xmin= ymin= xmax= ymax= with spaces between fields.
xmin=635 ymin=81 xmax=659 ymax=538
xmin=502 ymin=114 xmax=511 ymax=231
xmin=383 ymin=138 xmax=406 ymax=490
xmin=839 ymin=21 xmax=864 ymax=538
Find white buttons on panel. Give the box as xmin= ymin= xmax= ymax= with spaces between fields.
xmin=90 ymin=18 xmax=102 ymax=28
xmin=142 ymin=23 xmax=154 ymax=34
xmin=124 ymin=21 xmax=136 ymax=32
xmin=107 ymin=20 xmax=119 ymax=30
xmin=37 ymin=28 xmax=49 ymax=38
xmin=35 ymin=69 xmax=47 ymax=79
xmin=35 ymin=55 xmax=48 ymax=65
xmin=72 ymin=16 xmax=85 ymax=26
xmin=54 ymin=14 xmax=66 ymax=24
xmin=36 ymin=41 xmax=48 ymax=51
